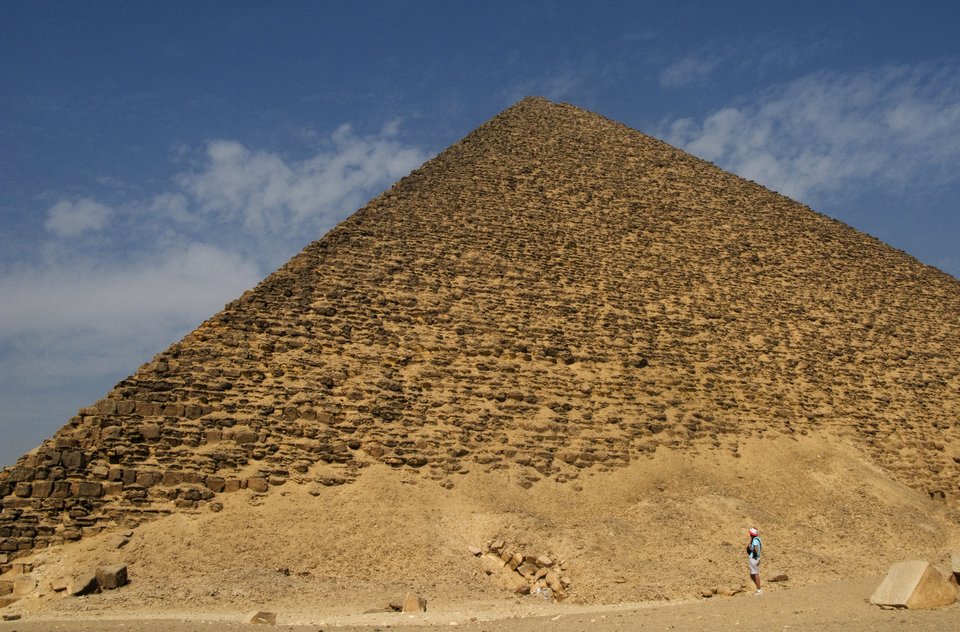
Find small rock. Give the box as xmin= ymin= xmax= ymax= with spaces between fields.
xmin=468 ymin=546 xmax=483 ymax=556
xmin=106 ymin=534 xmax=130 ymax=549
xmin=2 ymin=613 xmax=22 ymax=621
xmin=769 ymin=573 xmax=789 ymax=583
xmin=249 ymin=611 xmax=277 ymax=625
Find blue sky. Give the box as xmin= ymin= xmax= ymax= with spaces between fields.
xmin=2 ymin=1 xmax=959 ymax=466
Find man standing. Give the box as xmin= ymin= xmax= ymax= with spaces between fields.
xmin=747 ymin=527 xmax=762 ymax=595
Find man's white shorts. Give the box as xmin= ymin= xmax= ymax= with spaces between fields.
xmin=748 ymin=557 xmax=760 ymax=575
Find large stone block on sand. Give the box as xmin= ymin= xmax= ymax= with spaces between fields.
xmin=95 ymin=564 xmax=128 ymax=590
xmin=402 ymin=592 xmax=427 ymax=612
xmin=870 ymin=560 xmax=956 ymax=609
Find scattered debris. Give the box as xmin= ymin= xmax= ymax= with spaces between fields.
xmin=474 ymin=539 xmax=570 ymax=600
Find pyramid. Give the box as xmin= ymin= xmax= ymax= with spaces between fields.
xmin=2 ymin=97 xmax=959 ymax=562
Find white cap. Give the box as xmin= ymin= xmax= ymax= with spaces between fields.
xmin=748 ymin=527 xmax=759 ymax=536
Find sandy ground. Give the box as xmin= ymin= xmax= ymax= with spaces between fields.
xmin=2 ymin=577 xmax=958 ymax=631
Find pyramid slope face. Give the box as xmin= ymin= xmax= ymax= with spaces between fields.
xmin=2 ymin=97 xmax=960 ymax=555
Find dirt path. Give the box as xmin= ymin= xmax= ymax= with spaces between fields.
xmin=2 ymin=577 xmax=957 ymax=632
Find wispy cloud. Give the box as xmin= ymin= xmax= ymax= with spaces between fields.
xmin=662 ymin=63 xmax=960 ymax=203
xmin=659 ymin=53 xmax=722 ymax=89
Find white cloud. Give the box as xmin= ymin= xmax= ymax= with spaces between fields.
xmin=662 ymin=64 xmax=960 ymax=203
xmin=44 ymin=197 xmax=112 ymax=237
xmin=659 ymin=54 xmax=722 ymax=89
xmin=178 ymin=128 xmax=427 ymax=237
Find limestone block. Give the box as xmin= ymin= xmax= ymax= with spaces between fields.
xmin=205 ymin=477 xmax=226 ymax=493
xmin=951 ymin=551 xmax=960 ymax=581
xmin=12 ymin=575 xmax=36 ymax=597
xmin=72 ymin=481 xmax=103 ymax=498
xmin=96 ymin=565 xmax=128 ymax=590
xmin=223 ymin=479 xmax=242 ymax=493
xmin=140 ymin=424 xmax=161 ymax=441
xmin=870 ymin=560 xmax=957 ymax=609
xmin=68 ymin=572 xmax=99 ymax=596
xmin=247 ymin=477 xmax=269 ymax=493
xmin=135 ymin=470 xmax=162 ymax=487
xmin=30 ymin=480 xmax=53 ymax=498
xmin=402 ymin=592 xmax=427 ymax=612
xmin=5 ymin=466 xmax=34 ymax=482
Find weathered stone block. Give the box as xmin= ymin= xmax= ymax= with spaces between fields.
xmin=69 ymin=572 xmax=99 ymax=596
xmin=141 ymin=424 xmax=161 ymax=441
xmin=96 ymin=564 xmax=128 ymax=590
xmin=223 ymin=479 xmax=241 ymax=493
xmin=135 ymin=471 xmax=162 ymax=488
xmin=12 ymin=575 xmax=37 ymax=597
xmin=162 ymin=470 xmax=185 ymax=486
xmin=13 ymin=483 xmax=31 ymax=498
xmin=402 ymin=592 xmax=427 ymax=612
xmin=871 ymin=560 xmax=957 ymax=609
xmin=60 ymin=450 xmax=85 ymax=470
xmin=6 ymin=466 xmax=34 ymax=483
xmin=72 ymin=481 xmax=103 ymax=498
xmin=61 ymin=526 xmax=82 ymax=541
xmin=205 ymin=477 xmax=225 ymax=493
xmin=30 ymin=481 xmax=53 ymax=498
xmin=247 ymin=477 xmax=268 ymax=493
